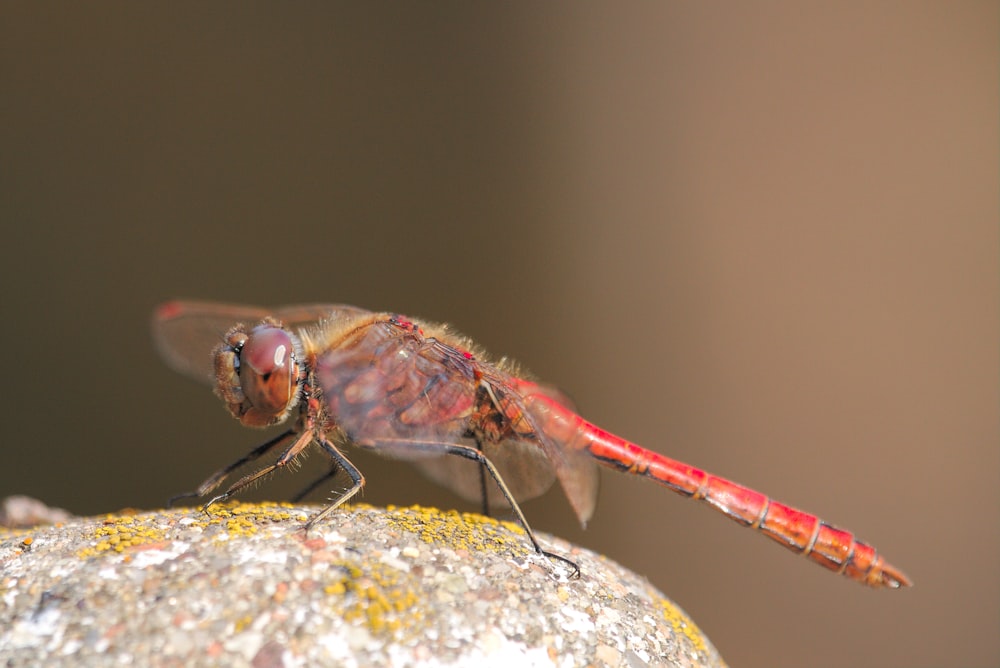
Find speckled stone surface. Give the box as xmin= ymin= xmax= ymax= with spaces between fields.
xmin=0 ymin=502 xmax=725 ymax=667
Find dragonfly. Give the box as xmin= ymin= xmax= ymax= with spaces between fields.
xmin=152 ymin=300 xmax=911 ymax=588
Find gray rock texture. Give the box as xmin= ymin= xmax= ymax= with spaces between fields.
xmin=0 ymin=502 xmax=725 ymax=667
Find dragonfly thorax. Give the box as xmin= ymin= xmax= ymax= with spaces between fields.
xmin=212 ymin=320 xmax=304 ymax=428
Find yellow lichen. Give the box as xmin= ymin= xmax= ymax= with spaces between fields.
xmin=75 ymin=516 xmax=166 ymax=558
xmin=322 ymin=556 xmax=425 ymax=638
xmin=74 ymin=501 xmax=301 ymax=558
xmin=300 ymin=504 xmax=541 ymax=639
xmin=194 ymin=500 xmax=300 ymax=540
xmin=233 ymin=615 xmax=254 ymax=633
xmin=382 ymin=504 xmax=529 ymax=559
xmin=657 ymin=597 xmax=709 ymax=655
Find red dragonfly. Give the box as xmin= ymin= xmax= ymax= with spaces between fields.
xmin=152 ymin=300 xmax=910 ymax=588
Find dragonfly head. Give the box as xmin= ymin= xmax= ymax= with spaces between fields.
xmin=213 ymin=319 xmax=304 ymax=427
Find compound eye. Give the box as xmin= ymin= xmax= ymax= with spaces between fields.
xmin=238 ymin=325 xmax=300 ymax=419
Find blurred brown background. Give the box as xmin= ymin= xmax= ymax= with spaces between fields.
xmin=1 ymin=4 xmax=995 ymax=667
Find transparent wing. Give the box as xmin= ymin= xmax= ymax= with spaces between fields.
xmin=410 ymin=438 xmax=557 ymax=508
xmin=312 ymin=318 xmax=562 ymax=504
xmin=487 ymin=374 xmax=600 ymax=523
xmin=518 ymin=392 xmax=601 ymax=525
xmin=152 ymin=300 xmax=370 ymax=384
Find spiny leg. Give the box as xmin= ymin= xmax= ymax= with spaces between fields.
xmin=442 ymin=441 xmax=579 ymax=577
xmin=169 ymin=428 xmax=297 ymax=507
xmin=290 ymin=463 xmax=341 ymax=503
xmin=364 ymin=437 xmax=579 ymax=578
xmin=303 ymin=437 xmax=365 ymax=531
xmin=474 ymin=436 xmax=491 ymax=518
xmin=202 ymin=430 xmax=314 ymax=512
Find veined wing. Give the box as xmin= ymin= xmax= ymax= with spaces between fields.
xmin=492 ymin=376 xmax=600 ymax=524
xmin=415 ymin=372 xmax=600 ymax=516
xmin=408 ymin=433 xmax=562 ymax=509
xmin=311 ymin=316 xmax=563 ymax=506
xmin=152 ymin=300 xmax=370 ymax=384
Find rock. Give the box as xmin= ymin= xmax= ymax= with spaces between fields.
xmin=0 ymin=502 xmax=725 ymax=667
xmin=0 ymin=495 xmax=73 ymax=529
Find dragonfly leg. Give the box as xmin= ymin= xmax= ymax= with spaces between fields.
xmin=303 ymin=437 xmax=364 ymax=531
xmin=168 ymin=428 xmax=297 ymax=507
xmin=363 ymin=437 xmax=579 ymax=578
xmin=473 ymin=437 xmax=491 ymax=518
xmin=201 ymin=430 xmax=314 ymax=513
xmin=440 ymin=441 xmax=579 ymax=578
xmin=290 ymin=463 xmax=341 ymax=503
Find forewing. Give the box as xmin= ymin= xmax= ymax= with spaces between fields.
xmin=271 ymin=303 xmax=372 ymax=329
xmin=152 ymin=300 xmax=369 ymax=384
